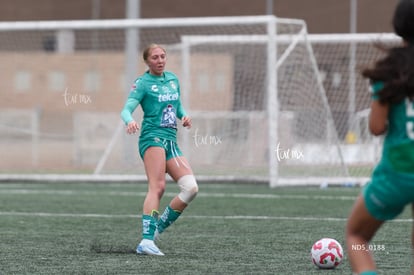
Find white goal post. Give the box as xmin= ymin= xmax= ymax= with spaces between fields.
xmin=0 ymin=15 xmax=401 ymax=186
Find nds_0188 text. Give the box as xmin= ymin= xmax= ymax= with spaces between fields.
xmin=351 ymin=244 xmax=386 ymax=251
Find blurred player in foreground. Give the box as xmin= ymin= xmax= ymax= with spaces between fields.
xmin=121 ymin=43 xmax=198 ymax=256
xmin=346 ymin=0 xmax=414 ymax=274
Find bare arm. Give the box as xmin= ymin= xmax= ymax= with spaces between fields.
xmin=369 ymin=100 xmax=389 ymax=136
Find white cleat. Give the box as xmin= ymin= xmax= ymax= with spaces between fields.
xmin=136 ymin=239 xmax=164 ymax=256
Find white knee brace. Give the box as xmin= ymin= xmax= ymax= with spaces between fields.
xmin=177 ymin=175 xmax=198 ymax=204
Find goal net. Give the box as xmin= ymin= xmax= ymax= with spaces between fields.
xmin=0 ymin=16 xmax=401 ymax=186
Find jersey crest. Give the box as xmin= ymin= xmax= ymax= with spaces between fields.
xmin=151 ymin=85 xmax=159 ymax=92
xmin=169 ymin=81 xmax=177 ymax=91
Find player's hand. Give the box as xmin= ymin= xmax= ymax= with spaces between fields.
xmin=126 ymin=121 xmax=139 ymax=134
xmin=182 ymin=116 xmax=192 ymax=129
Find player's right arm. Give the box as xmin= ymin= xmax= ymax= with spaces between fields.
xmin=121 ymin=97 xmax=140 ymax=134
xmin=120 ymin=79 xmax=145 ymax=134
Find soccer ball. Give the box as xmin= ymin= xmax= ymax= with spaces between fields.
xmin=310 ymin=238 xmax=343 ymax=269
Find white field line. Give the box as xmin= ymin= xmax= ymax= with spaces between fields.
xmin=0 ymin=189 xmax=411 ymax=222
xmin=0 ymin=189 xmax=357 ymax=201
xmin=0 ymin=211 xmax=412 ymax=223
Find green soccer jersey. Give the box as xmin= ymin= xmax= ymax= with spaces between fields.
xmin=373 ymin=83 xmax=414 ymax=174
xmin=120 ymin=71 xmax=187 ymax=142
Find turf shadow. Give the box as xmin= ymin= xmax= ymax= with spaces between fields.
xmin=90 ymin=240 xmax=136 ymax=254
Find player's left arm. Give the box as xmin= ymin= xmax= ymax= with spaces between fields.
xmin=177 ymin=101 xmax=191 ymax=129
xmin=369 ymin=100 xmax=389 ymax=136
xmin=181 ymin=115 xmax=192 ymax=129
xmin=175 ymin=79 xmax=191 ymax=129
xmin=369 ymin=81 xmax=389 ymax=136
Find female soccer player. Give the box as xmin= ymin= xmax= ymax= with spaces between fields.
xmin=345 ymin=0 xmax=414 ymax=274
xmin=121 ymin=44 xmax=198 ymax=256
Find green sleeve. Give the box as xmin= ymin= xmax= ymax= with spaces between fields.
xmin=371 ymin=81 xmax=384 ymax=101
xmin=175 ymin=79 xmax=187 ymax=119
xmin=120 ymin=97 xmax=140 ymax=125
xmin=121 ymin=78 xmax=146 ymax=125
xmin=176 ymin=99 xmax=187 ymax=119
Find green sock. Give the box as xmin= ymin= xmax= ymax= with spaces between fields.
xmin=360 ymin=272 xmax=377 ymax=275
xmin=142 ymin=211 xmax=158 ymax=240
xmin=157 ymin=206 xmax=181 ymax=233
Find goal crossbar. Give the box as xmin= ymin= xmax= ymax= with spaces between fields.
xmin=0 ymin=15 xmax=296 ymax=32
xmin=181 ymin=33 xmax=400 ymax=45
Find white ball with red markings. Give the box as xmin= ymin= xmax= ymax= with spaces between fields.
xmin=311 ymin=238 xmax=343 ymax=269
